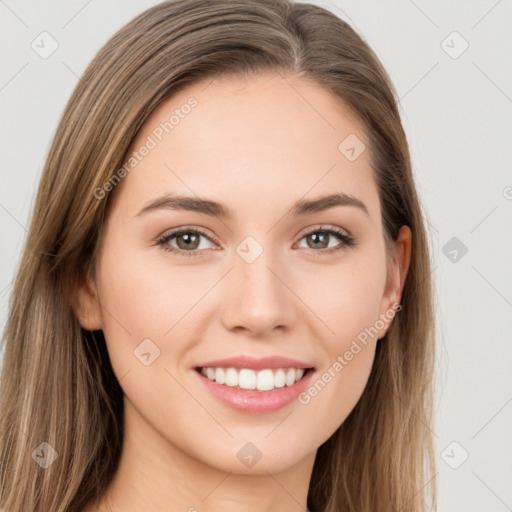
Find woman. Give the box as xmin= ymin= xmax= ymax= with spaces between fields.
xmin=0 ymin=0 xmax=436 ymax=510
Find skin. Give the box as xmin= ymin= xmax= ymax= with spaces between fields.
xmin=77 ymin=72 xmax=411 ymax=512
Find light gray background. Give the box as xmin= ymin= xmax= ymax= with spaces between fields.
xmin=1 ymin=1 xmax=511 ymax=510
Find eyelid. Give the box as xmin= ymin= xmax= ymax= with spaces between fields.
xmin=295 ymin=223 xmax=352 ymax=239
xmin=157 ymin=226 xmax=221 ymax=250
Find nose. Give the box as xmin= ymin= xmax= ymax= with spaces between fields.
xmin=220 ymin=247 xmax=297 ymax=337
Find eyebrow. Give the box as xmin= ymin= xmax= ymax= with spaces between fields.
xmin=135 ymin=192 xmax=369 ymax=218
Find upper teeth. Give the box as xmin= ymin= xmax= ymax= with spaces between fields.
xmin=200 ymin=367 xmax=306 ymax=391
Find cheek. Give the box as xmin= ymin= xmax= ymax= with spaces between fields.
xmin=303 ymin=248 xmax=387 ymax=352
xmin=294 ymin=247 xmax=386 ymax=427
xmin=98 ymin=253 xmax=206 ymax=331
xmin=94 ymin=242 xmax=214 ymax=444
xmin=298 ymin=340 xmax=377 ymax=449
xmin=296 ymin=266 xmax=384 ymax=437
xmin=95 ymin=239 xmax=221 ymax=371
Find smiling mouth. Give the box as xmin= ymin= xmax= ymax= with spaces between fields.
xmin=194 ymin=366 xmax=314 ymax=392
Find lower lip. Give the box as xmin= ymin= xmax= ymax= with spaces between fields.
xmin=193 ymin=369 xmax=315 ymax=413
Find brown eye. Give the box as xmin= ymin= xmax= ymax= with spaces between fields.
xmin=157 ymin=227 xmax=218 ymax=257
xmin=304 ymin=231 xmax=331 ymax=249
xmin=296 ymin=227 xmax=355 ymax=254
xmin=174 ymin=231 xmax=201 ymax=250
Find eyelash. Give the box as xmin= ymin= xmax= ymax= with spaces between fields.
xmin=156 ymin=225 xmax=356 ymax=258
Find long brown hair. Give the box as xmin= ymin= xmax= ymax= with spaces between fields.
xmin=0 ymin=1 xmax=436 ymax=510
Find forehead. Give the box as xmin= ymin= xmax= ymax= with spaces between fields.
xmin=111 ymin=72 xmax=380 ymax=223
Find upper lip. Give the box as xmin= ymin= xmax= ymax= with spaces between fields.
xmin=195 ymin=355 xmax=315 ymax=370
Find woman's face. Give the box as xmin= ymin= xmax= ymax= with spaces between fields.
xmin=79 ymin=72 xmax=409 ymax=475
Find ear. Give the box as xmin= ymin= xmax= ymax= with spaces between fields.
xmin=74 ymin=269 xmax=103 ymax=331
xmin=377 ymin=225 xmax=412 ymax=338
